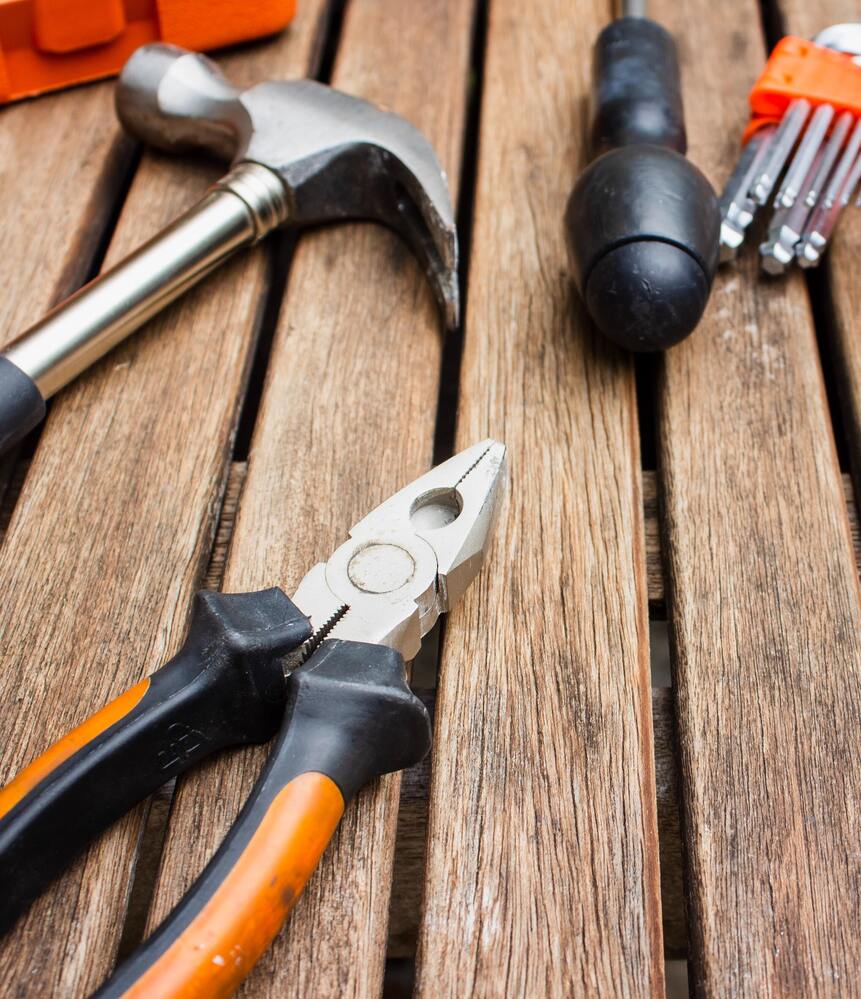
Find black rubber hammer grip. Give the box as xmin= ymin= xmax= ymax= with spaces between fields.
xmin=565 ymin=17 xmax=720 ymax=351
xmin=0 ymin=356 xmax=45 ymax=454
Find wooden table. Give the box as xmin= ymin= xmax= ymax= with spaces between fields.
xmin=1 ymin=1 xmax=859 ymax=995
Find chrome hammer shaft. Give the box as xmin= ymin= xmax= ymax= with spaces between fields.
xmin=4 ymin=164 xmax=287 ymax=399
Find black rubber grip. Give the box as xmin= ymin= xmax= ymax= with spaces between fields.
xmin=565 ymin=143 xmax=720 ymax=349
xmin=0 ymin=356 xmax=46 ymax=455
xmin=0 ymin=588 xmax=310 ymax=937
xmin=94 ymin=639 xmax=431 ymax=999
xmin=590 ymin=16 xmax=686 ymax=155
xmin=565 ymin=16 xmax=720 ymax=351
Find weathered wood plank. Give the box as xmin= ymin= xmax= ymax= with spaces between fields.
xmin=0 ymin=69 xmax=135 ymax=507
xmin=414 ymin=0 xmax=664 ymax=994
xmin=0 ymin=83 xmax=133 ymax=350
xmin=389 ymin=688 xmax=686 ymax=960
xmin=654 ymin=0 xmax=861 ymax=991
xmin=145 ymin=2 xmax=476 ymax=996
xmin=778 ymin=3 xmax=861 ymax=498
xmin=0 ymin=7 xmax=331 ymax=995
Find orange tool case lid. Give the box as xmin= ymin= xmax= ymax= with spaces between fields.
xmin=0 ymin=0 xmax=296 ymax=103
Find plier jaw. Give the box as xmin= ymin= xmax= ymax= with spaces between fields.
xmin=292 ymin=439 xmax=506 ymax=662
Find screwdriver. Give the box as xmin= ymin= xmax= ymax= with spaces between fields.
xmin=565 ymin=0 xmax=721 ymax=352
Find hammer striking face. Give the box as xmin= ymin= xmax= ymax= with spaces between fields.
xmin=0 ymin=44 xmax=458 ymax=456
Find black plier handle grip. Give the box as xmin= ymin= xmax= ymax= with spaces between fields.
xmin=0 ymin=588 xmax=312 ymax=936
xmin=94 ymin=638 xmax=430 ymax=999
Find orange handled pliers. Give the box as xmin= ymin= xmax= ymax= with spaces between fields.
xmin=0 ymin=440 xmax=506 ymax=998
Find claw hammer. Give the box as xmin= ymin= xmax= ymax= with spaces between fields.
xmin=0 ymin=44 xmax=458 ymax=454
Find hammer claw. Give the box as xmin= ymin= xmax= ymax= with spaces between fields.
xmin=119 ymin=47 xmax=460 ymax=326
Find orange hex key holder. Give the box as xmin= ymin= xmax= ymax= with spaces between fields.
xmin=0 ymin=0 xmax=296 ymax=103
xmin=720 ymin=23 xmax=861 ymax=273
xmin=0 ymin=441 xmax=506 ymax=999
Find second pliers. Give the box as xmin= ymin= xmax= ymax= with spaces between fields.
xmin=0 ymin=440 xmax=506 ymax=998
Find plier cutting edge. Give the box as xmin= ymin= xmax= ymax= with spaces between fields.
xmin=0 ymin=439 xmax=506 ymax=998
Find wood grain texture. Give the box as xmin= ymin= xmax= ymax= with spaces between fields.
xmin=414 ymin=0 xmax=665 ymax=994
xmin=644 ymin=471 xmax=861 ymax=609
xmin=0 ymin=6 xmax=330 ymax=995
xmin=654 ymin=0 xmax=861 ymax=991
xmin=0 ymin=70 xmax=133 ymax=509
xmin=0 ymin=80 xmax=133 ymax=348
xmin=778 ymin=2 xmax=861 ymax=514
xmin=389 ymin=689 xmax=687 ymax=960
xmin=144 ymin=2 xmax=475 ymax=997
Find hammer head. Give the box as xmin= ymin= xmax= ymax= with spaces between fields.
xmin=117 ymin=44 xmax=459 ymax=328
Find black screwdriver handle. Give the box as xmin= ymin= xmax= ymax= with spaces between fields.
xmin=0 ymin=588 xmax=311 ymax=937
xmin=94 ymin=639 xmax=432 ymax=999
xmin=590 ymin=16 xmax=686 ymax=155
xmin=565 ymin=15 xmax=720 ymax=351
xmin=0 ymin=356 xmax=46 ymax=455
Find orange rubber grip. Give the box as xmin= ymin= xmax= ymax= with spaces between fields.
xmin=120 ymin=772 xmax=344 ymax=999
xmin=0 ymin=0 xmax=297 ymax=103
xmin=744 ymin=36 xmax=861 ymax=142
xmin=0 ymin=678 xmax=149 ymax=821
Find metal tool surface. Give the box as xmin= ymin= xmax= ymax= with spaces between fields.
xmin=0 ymin=43 xmax=458 ymax=454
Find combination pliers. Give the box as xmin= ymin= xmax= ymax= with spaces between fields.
xmin=0 ymin=439 xmax=506 ymax=998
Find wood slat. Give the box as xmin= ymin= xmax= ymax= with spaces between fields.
xmin=414 ymin=0 xmax=665 ymax=993
xmin=0 ymin=71 xmax=134 ymax=500
xmin=0 ymin=7 xmax=331 ymax=995
xmin=778 ymin=4 xmax=861 ymax=499
xmin=389 ymin=688 xmax=687 ymax=960
xmin=653 ymin=0 xmax=861 ymax=991
xmin=144 ymin=2 xmax=476 ymax=996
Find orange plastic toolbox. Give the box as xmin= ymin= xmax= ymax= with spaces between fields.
xmin=0 ymin=0 xmax=296 ymax=103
